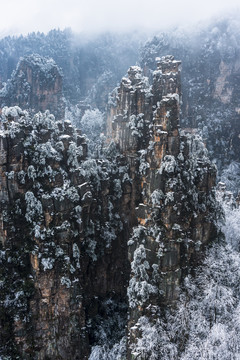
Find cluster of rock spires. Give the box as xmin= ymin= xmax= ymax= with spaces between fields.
xmin=108 ymin=56 xmax=219 ymax=356
xmin=140 ymin=30 xmax=240 ymax=171
xmin=0 ymin=55 xmax=219 ymax=359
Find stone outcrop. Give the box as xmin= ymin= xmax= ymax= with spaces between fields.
xmin=0 ymin=108 xmax=130 ymax=359
xmin=107 ymin=56 xmax=219 ymax=357
xmin=0 ymin=111 xmax=89 ymax=359
xmin=140 ymin=29 xmax=240 ymax=170
xmin=0 ymin=56 xmax=220 ymax=359
xmin=0 ymin=54 xmax=64 ymax=119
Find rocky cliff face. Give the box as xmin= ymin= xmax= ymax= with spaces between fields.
xmin=0 ymin=54 xmax=64 ymax=119
xmin=0 ymin=110 xmax=90 ymax=359
xmin=140 ymin=20 xmax=240 ymax=170
xmin=0 ymin=56 xmax=220 ymax=359
xmin=0 ymin=108 xmax=131 ymax=359
xmin=107 ymin=56 xmax=219 ymax=357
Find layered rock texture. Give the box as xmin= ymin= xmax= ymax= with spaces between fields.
xmin=0 ymin=110 xmax=89 ymax=359
xmin=107 ymin=56 xmax=219 ymax=357
xmin=0 ymin=107 xmax=131 ymax=359
xmin=0 ymin=56 xmax=219 ymax=359
xmin=0 ymin=54 xmax=64 ymax=119
xmin=140 ymin=23 xmax=240 ymax=170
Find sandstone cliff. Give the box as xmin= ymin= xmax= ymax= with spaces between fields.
xmin=140 ymin=23 xmax=240 ymax=170
xmin=0 ymin=110 xmax=89 ymax=358
xmin=107 ymin=56 xmax=219 ymax=357
xmin=0 ymin=54 xmax=64 ymax=119
xmin=0 ymin=56 xmax=220 ymax=359
xmin=0 ymin=104 xmax=134 ymax=358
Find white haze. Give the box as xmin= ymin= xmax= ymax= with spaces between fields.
xmin=0 ymin=0 xmax=240 ymax=37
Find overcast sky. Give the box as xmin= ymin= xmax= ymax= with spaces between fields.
xmin=1 ymin=0 xmax=240 ymax=37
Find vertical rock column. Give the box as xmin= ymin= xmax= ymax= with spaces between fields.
xmin=107 ymin=65 xmax=153 ymax=226
xmin=107 ymin=56 xmax=218 ymax=358
xmin=0 ymin=110 xmax=89 ymax=359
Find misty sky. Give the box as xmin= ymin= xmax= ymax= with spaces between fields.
xmin=1 ymin=0 xmax=240 ymax=37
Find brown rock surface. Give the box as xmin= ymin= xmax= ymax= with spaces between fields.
xmin=0 ymin=107 xmax=130 ymax=359
xmin=0 ymin=54 xmax=64 ymax=119
xmin=0 ymin=55 xmax=220 ymax=359
xmin=106 ymin=55 xmax=219 ymax=357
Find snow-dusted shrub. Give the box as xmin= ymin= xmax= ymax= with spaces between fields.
xmin=17 ymin=170 xmax=26 ymax=184
xmin=72 ymin=243 xmax=81 ymax=269
xmin=131 ymin=316 xmax=178 ymax=360
xmin=128 ymin=113 xmax=145 ymax=138
xmin=102 ymin=223 xmax=117 ymax=248
xmin=25 ymin=191 xmax=43 ymax=224
xmin=151 ymin=189 xmax=164 ymax=207
xmin=113 ymin=179 xmax=122 ymax=199
xmin=27 ymin=165 xmax=37 ymax=181
xmin=67 ymin=141 xmax=83 ymax=168
xmin=128 ymin=244 xmax=158 ymax=308
xmin=127 ymin=225 xmax=147 ymax=246
xmin=41 ymin=257 xmax=55 ymax=271
xmin=164 ymin=191 xmax=175 ymax=205
xmin=66 ymin=187 xmax=80 ymax=202
xmin=159 ymin=155 xmax=177 ymax=174
xmin=139 ymin=159 xmax=150 ymax=175
xmin=2 ymin=106 xmax=24 ymax=120
xmin=89 ymin=337 xmax=127 ymax=360
xmin=86 ymin=239 xmax=97 ymax=261
xmin=60 ymin=276 xmax=71 ymax=288
xmin=32 ymin=110 xmax=57 ymax=130
xmin=74 ymin=205 xmax=82 ymax=225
